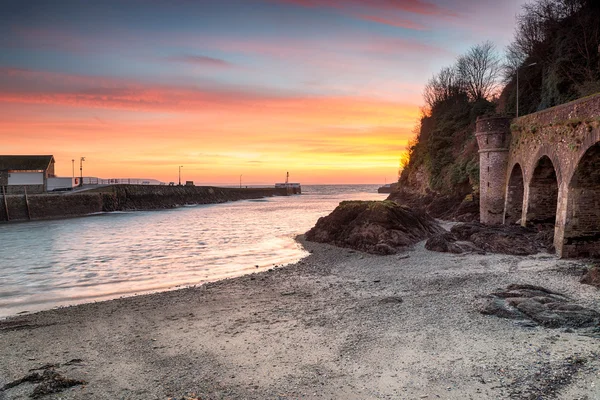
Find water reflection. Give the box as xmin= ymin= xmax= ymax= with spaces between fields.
xmin=0 ymin=185 xmax=384 ymax=317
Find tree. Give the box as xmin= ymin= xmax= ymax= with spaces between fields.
xmin=500 ymin=0 xmax=599 ymax=113
xmin=423 ymin=66 xmax=464 ymax=110
xmin=456 ymin=41 xmax=501 ymax=101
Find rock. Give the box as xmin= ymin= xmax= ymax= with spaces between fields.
xmin=386 ymin=189 xmax=480 ymax=222
xmin=2 ymin=369 xmax=86 ymax=399
xmin=305 ymin=201 xmax=444 ymax=254
xmin=478 ymin=284 xmax=600 ymax=329
xmin=450 ymin=222 xmax=485 ymax=241
xmin=450 ymin=223 xmax=552 ymax=256
xmin=477 ymin=297 xmax=526 ymax=319
xmin=581 ymin=265 xmax=600 ymax=288
xmin=425 ymin=232 xmax=463 ymax=254
xmin=378 ymin=296 xmax=403 ymax=304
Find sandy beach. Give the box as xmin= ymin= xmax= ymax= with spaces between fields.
xmin=1 ymin=236 xmax=599 ymax=399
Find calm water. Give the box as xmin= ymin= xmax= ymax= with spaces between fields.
xmin=0 ymin=185 xmax=385 ymax=318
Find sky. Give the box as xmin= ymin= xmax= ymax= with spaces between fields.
xmin=0 ymin=0 xmax=528 ymax=185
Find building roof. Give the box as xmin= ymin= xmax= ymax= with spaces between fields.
xmin=0 ymin=155 xmax=55 ymax=171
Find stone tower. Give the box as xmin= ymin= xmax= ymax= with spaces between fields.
xmin=475 ymin=116 xmax=511 ymax=225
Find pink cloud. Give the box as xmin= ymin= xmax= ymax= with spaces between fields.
xmin=272 ymin=0 xmax=450 ymax=16
xmin=360 ymin=15 xmax=427 ymax=30
xmin=0 ymin=67 xmax=418 ymax=115
xmin=269 ymin=0 xmax=457 ymax=28
xmin=166 ymin=55 xmax=234 ymax=68
xmin=185 ymin=33 xmax=448 ymax=67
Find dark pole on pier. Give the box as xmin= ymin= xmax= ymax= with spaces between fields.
xmin=79 ymin=157 xmax=85 ymax=187
xmin=179 ymin=165 xmax=183 ymax=186
xmin=240 ymin=174 xmax=242 ymax=189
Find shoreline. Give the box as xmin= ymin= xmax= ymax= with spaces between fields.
xmin=1 ymin=237 xmax=599 ymax=399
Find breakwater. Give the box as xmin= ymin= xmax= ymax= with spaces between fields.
xmin=0 ymin=185 xmax=288 ymax=222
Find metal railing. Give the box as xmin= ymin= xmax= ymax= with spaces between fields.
xmin=81 ymin=178 xmax=165 ymax=185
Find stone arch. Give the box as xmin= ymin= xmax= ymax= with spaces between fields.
xmin=525 ymin=145 xmax=563 ymax=186
xmin=562 ymin=142 xmax=600 ymax=257
xmin=504 ymin=163 xmax=524 ymax=224
xmin=526 ymin=155 xmax=559 ymax=226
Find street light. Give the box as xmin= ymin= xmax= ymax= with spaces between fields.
xmin=240 ymin=174 xmax=243 ymax=189
xmin=79 ymin=157 xmax=85 ymax=187
xmin=71 ymin=159 xmax=74 ymax=180
xmin=516 ymin=62 xmax=537 ymax=118
xmin=178 ymin=165 xmax=183 ymax=186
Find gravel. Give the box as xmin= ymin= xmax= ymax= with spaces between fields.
xmin=0 ymin=236 xmax=599 ymax=399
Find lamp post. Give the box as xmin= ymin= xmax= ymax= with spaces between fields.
xmin=516 ymin=62 xmax=537 ymax=118
xmin=71 ymin=159 xmax=74 ymax=180
xmin=178 ymin=165 xmax=183 ymax=186
xmin=239 ymin=174 xmax=243 ymax=189
xmin=79 ymin=157 xmax=85 ymax=187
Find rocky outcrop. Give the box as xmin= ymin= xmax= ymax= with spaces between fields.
xmin=477 ymin=284 xmax=600 ymax=329
xmin=424 ymin=232 xmax=464 ymax=254
xmin=305 ymin=200 xmax=444 ymax=255
xmin=581 ymin=266 xmax=600 ymax=288
xmin=387 ymin=189 xmax=479 ymax=222
xmin=448 ymin=222 xmax=553 ymax=256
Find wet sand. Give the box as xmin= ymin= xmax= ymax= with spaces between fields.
xmin=1 ymin=237 xmax=599 ymax=399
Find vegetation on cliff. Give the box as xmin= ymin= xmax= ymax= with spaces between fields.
xmin=396 ymin=0 xmax=600 ymax=209
xmin=500 ymin=0 xmax=600 ymax=115
xmin=398 ymin=42 xmax=498 ymax=198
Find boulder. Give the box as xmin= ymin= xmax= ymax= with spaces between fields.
xmin=305 ymin=201 xmax=444 ymax=254
xmin=425 ymin=232 xmax=464 ymax=254
xmin=581 ymin=265 xmax=600 ymax=288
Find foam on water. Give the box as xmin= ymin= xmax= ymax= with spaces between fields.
xmin=0 ymin=184 xmax=386 ymax=317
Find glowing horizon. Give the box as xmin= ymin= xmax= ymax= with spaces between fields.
xmin=0 ymin=0 xmax=527 ymax=184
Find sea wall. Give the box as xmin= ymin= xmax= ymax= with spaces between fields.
xmin=99 ymin=185 xmax=288 ymax=211
xmin=0 ymin=185 xmax=287 ymax=222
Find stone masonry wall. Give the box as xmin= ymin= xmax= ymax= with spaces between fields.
xmin=504 ymin=165 xmax=524 ymax=224
xmin=5 ymin=184 xmax=45 ymax=195
xmin=504 ymin=92 xmax=600 ymax=257
xmin=476 ymin=116 xmax=511 ymax=225
xmin=0 ymin=186 xmax=287 ymax=222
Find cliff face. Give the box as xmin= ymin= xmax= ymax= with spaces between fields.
xmin=399 ymin=97 xmax=493 ymax=199
xmin=392 ymin=1 xmax=600 ymax=222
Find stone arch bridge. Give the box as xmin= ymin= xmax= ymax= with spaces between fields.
xmin=477 ymin=93 xmax=600 ymax=258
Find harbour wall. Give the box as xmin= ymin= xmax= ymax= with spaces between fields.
xmin=0 ymin=185 xmax=288 ymax=222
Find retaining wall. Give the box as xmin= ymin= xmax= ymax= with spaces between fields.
xmin=0 ymin=185 xmax=287 ymax=222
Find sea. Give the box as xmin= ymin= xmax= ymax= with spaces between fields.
xmin=0 ymin=184 xmax=386 ymax=318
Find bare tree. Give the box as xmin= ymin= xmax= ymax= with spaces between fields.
xmin=456 ymin=41 xmax=501 ymax=101
xmin=423 ymin=66 xmax=464 ymax=109
xmin=503 ymin=42 xmax=527 ymax=83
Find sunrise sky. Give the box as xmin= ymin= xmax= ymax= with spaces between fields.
xmin=1 ymin=0 xmax=527 ymax=184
